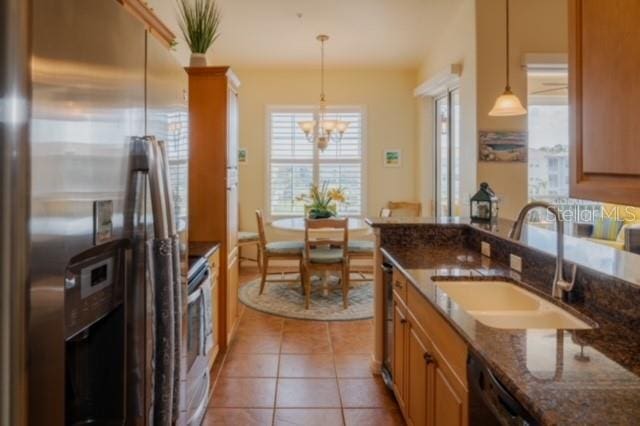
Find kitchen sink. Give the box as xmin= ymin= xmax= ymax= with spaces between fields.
xmin=435 ymin=280 xmax=592 ymax=330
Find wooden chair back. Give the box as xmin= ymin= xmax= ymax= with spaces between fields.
xmin=255 ymin=209 xmax=268 ymax=249
xmin=387 ymin=201 xmax=422 ymax=217
xmin=304 ymin=218 xmax=349 ymax=260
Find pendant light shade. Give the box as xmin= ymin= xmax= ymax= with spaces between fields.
xmin=490 ymin=0 xmax=526 ymax=117
xmin=489 ymin=89 xmax=527 ymax=117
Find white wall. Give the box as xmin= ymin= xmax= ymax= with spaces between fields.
xmin=476 ymin=0 xmax=568 ymax=219
xmin=415 ymin=0 xmax=477 ymax=217
xmin=235 ymin=68 xmax=418 ymax=239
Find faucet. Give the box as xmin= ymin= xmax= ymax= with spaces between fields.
xmin=509 ymin=201 xmax=577 ymax=299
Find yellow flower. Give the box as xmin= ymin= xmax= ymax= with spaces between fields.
xmin=328 ymin=188 xmax=347 ymax=203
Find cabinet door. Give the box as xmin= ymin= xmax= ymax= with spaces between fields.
xmin=433 ymin=366 xmax=465 ymax=426
xmin=407 ymin=325 xmax=432 ymax=426
xmin=392 ymin=302 xmax=407 ymax=409
xmin=570 ymin=0 xmax=640 ymax=205
xmin=226 ymin=249 xmax=239 ymax=342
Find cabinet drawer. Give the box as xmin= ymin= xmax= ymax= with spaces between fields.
xmin=407 ymin=283 xmax=467 ymax=390
xmin=392 ymin=269 xmax=407 ymax=302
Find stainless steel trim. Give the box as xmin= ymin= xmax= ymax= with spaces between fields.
xmin=157 ymin=140 xmax=176 ymax=235
xmin=1 ymin=0 xmax=30 ymax=424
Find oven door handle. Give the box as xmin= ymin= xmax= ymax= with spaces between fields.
xmin=188 ymin=286 xmax=203 ymax=304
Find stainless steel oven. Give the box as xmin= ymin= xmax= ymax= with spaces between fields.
xmin=186 ymin=262 xmax=213 ymax=425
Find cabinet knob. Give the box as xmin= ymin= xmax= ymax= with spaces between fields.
xmin=400 ymin=318 xmax=407 ymax=324
xmin=394 ymin=281 xmax=403 ymax=289
xmin=423 ymin=352 xmax=435 ymax=364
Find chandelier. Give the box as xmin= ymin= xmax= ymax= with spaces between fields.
xmin=297 ymin=34 xmax=350 ymax=151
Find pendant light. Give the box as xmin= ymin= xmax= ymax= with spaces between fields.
xmin=489 ymin=0 xmax=527 ymax=117
xmin=297 ymin=35 xmax=350 ymax=151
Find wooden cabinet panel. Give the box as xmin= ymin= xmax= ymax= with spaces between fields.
xmin=433 ymin=367 xmax=464 ymax=426
xmin=187 ymin=66 xmax=241 ymax=348
xmin=226 ymin=248 xmax=239 ymax=343
xmin=392 ymin=269 xmax=407 ymax=302
xmin=570 ymin=0 xmax=640 ymax=205
xmin=393 ymin=301 xmax=407 ymax=411
xmin=407 ymin=326 xmax=431 ymax=426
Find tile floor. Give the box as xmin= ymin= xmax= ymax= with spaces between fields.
xmin=203 ymin=268 xmax=405 ymax=426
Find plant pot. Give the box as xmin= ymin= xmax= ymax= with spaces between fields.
xmin=308 ymin=209 xmax=335 ymax=219
xmin=190 ymin=53 xmax=207 ymax=67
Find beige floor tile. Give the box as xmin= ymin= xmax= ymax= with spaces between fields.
xmin=210 ymin=378 xmax=277 ymax=408
xmin=274 ymin=408 xmax=344 ymax=426
xmin=279 ymin=354 xmax=336 ymax=378
xmin=203 ymin=408 xmax=274 ymax=425
xmin=276 ymin=378 xmax=341 ymax=408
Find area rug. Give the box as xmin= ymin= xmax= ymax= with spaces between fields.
xmin=238 ymin=275 xmax=373 ymax=321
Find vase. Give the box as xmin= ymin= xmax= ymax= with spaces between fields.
xmin=190 ymin=53 xmax=207 ymax=67
xmin=308 ymin=209 xmax=334 ymax=219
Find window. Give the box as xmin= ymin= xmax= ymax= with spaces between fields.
xmin=267 ymin=107 xmax=365 ymax=217
xmin=434 ymin=88 xmax=461 ymax=217
xmin=527 ymin=70 xmax=569 ymax=202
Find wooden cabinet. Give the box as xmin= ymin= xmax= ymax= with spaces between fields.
xmin=391 ymin=269 xmax=468 ymax=426
xmin=392 ymin=301 xmax=407 ymax=412
xmin=208 ymin=249 xmax=220 ymax=370
xmin=569 ymin=0 xmax=640 ymax=205
xmin=187 ymin=66 xmax=241 ymax=349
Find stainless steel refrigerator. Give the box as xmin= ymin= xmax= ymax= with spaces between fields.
xmin=25 ymin=0 xmax=189 ymax=424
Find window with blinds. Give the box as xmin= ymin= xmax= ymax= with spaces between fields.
xmin=268 ymin=107 xmax=365 ymax=217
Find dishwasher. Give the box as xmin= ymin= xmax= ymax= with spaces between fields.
xmin=468 ymin=352 xmax=539 ymax=426
xmin=381 ymin=261 xmax=394 ymax=389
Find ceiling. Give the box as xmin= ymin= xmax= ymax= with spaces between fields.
xmin=150 ymin=0 xmax=464 ymax=69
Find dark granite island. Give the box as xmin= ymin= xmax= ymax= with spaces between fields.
xmin=367 ymin=217 xmax=640 ymax=425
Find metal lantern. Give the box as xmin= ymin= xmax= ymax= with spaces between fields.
xmin=470 ymin=182 xmax=499 ymax=222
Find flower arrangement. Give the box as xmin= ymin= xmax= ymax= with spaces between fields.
xmin=295 ymin=182 xmax=347 ymax=219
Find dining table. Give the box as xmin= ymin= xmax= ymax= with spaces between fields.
xmin=270 ymin=216 xmax=370 ymax=232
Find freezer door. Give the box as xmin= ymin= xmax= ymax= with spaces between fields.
xmin=29 ymin=0 xmax=146 ymax=424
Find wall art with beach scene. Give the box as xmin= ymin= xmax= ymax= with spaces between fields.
xmin=478 ymin=131 xmax=528 ymax=162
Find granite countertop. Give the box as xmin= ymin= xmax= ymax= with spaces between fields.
xmin=382 ymin=243 xmax=640 ymax=425
xmin=367 ymin=216 xmax=640 ymax=288
xmin=188 ymin=241 xmax=220 ymax=279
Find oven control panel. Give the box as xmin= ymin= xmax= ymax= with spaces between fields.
xmin=64 ymin=240 xmax=126 ymax=339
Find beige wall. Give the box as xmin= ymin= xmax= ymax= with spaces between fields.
xmin=476 ymin=0 xmax=568 ymax=219
xmin=416 ymin=0 xmax=477 ymax=217
xmin=235 ymin=68 xmax=418 ymax=238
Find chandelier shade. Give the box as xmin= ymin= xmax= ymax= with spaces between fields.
xmin=297 ymin=34 xmax=350 ymax=151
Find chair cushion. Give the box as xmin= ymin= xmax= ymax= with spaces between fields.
xmin=265 ymin=241 xmax=304 ymax=255
xmin=308 ymin=248 xmax=345 ymax=264
xmin=238 ymin=231 xmax=260 ymax=243
xmin=591 ymin=218 xmax=623 ymax=241
xmin=348 ymin=240 xmax=374 ymax=254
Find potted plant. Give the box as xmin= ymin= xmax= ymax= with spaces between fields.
xmin=177 ymin=0 xmax=221 ymax=67
xmin=296 ymin=182 xmax=347 ymax=219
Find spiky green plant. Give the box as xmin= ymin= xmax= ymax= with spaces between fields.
xmin=176 ymin=0 xmax=221 ymax=54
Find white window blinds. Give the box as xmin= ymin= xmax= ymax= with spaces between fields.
xmin=267 ymin=107 xmax=365 ymax=217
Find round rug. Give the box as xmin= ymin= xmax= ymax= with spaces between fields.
xmin=238 ymin=276 xmax=373 ymax=321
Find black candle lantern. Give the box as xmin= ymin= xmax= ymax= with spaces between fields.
xmin=470 ymin=182 xmax=499 ymax=222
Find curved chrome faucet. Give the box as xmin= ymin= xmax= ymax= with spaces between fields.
xmin=509 ymin=201 xmax=577 ymax=299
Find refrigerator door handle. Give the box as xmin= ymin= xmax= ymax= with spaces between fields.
xmin=147 ymin=136 xmax=169 ymax=240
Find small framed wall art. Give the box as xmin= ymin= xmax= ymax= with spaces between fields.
xmin=238 ymin=148 xmax=248 ymax=164
xmin=383 ymin=149 xmax=402 ymax=167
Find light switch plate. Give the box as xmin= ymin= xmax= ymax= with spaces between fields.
xmin=510 ymin=254 xmax=522 ymax=272
xmin=481 ymin=241 xmax=491 ymax=257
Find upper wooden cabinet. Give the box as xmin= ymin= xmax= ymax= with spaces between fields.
xmin=569 ymin=0 xmax=640 ymax=205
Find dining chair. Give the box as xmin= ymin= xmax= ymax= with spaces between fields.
xmin=238 ymin=231 xmax=261 ymax=272
xmin=387 ymin=201 xmax=422 ymax=217
xmin=256 ymin=210 xmax=304 ymax=295
xmin=302 ymin=218 xmax=350 ymax=309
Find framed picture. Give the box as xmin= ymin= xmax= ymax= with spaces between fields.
xmin=479 ymin=131 xmax=528 ymax=162
xmin=383 ymin=149 xmax=401 ymax=167
xmin=238 ymin=148 xmax=248 ymax=164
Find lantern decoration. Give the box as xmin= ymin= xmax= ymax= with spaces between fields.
xmin=470 ymin=182 xmax=499 ymax=222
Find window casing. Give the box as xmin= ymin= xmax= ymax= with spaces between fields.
xmin=266 ymin=106 xmax=366 ymax=218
